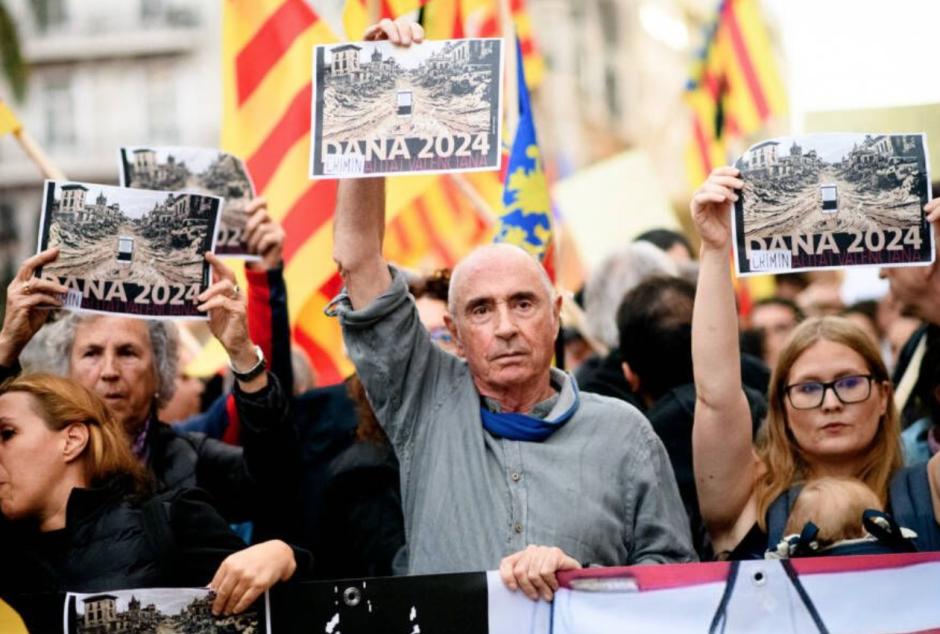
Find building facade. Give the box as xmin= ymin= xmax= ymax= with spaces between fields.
xmin=0 ymin=0 xmax=221 ymax=273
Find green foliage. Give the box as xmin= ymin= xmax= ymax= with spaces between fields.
xmin=0 ymin=2 xmax=28 ymax=101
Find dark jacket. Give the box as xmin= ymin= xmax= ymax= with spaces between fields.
xmin=316 ymin=440 xmax=405 ymax=578
xmin=574 ymin=350 xmax=644 ymax=410
xmin=1 ymin=478 xmax=313 ymax=632
xmin=645 ymin=383 xmax=767 ymax=559
xmin=0 ymin=480 xmax=247 ymax=595
xmin=148 ymin=374 xmax=298 ymax=529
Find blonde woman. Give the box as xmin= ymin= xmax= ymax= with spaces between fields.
xmin=0 ymin=374 xmax=307 ymax=616
xmin=690 ymin=167 xmax=940 ymax=558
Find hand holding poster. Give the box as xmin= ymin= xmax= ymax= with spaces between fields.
xmin=309 ymin=38 xmax=503 ymax=178
xmin=119 ymin=146 xmax=256 ymax=259
xmin=732 ymin=133 xmax=933 ymax=275
xmin=36 ymin=181 xmax=220 ymax=320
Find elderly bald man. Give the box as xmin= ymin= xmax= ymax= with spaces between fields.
xmin=331 ymin=91 xmax=693 ymax=604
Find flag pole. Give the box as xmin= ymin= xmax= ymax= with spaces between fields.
xmin=12 ymin=128 xmax=66 ymax=180
xmin=367 ymin=0 xmax=380 ymax=26
xmin=447 ymin=172 xmax=499 ymax=224
xmin=498 ymin=0 xmax=518 ymax=140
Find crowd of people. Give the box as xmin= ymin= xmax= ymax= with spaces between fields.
xmin=2 ymin=17 xmax=940 ymax=624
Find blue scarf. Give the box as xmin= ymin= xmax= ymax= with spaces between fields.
xmin=480 ymin=382 xmax=580 ymax=442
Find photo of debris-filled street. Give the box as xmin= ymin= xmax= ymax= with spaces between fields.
xmin=737 ymin=133 xmax=928 ymax=240
xmin=120 ymin=146 xmax=253 ymax=256
xmin=318 ymin=39 xmax=499 ymax=145
xmin=40 ymin=182 xmax=217 ymax=288
xmin=68 ymin=588 xmax=262 ymax=634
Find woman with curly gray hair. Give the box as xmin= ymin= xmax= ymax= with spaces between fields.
xmin=0 ymin=248 xmax=297 ymax=526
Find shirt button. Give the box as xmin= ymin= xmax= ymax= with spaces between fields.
xmin=511 ymin=472 xmax=521 ymax=482
xmin=514 ymin=523 xmax=523 ymax=534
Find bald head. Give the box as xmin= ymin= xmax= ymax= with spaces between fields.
xmin=448 ymin=244 xmax=554 ymax=318
xmin=444 ymin=244 xmax=560 ymax=406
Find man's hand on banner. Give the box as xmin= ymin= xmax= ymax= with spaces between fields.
xmin=209 ymin=540 xmax=297 ymax=615
xmin=499 ymin=545 xmax=582 ymax=601
xmin=363 ymin=17 xmax=424 ymax=45
xmin=690 ymin=166 xmax=743 ymax=252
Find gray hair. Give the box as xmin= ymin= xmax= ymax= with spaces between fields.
xmin=448 ymin=243 xmax=555 ymax=317
xmin=583 ymin=242 xmax=679 ymax=350
xmin=29 ymin=312 xmax=179 ymax=407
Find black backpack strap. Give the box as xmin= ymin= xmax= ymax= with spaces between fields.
xmin=766 ymin=484 xmax=803 ymax=550
xmin=862 ymin=509 xmax=918 ymax=553
xmin=140 ymin=490 xmax=179 ymax=580
xmin=889 ymin=464 xmax=940 ymax=552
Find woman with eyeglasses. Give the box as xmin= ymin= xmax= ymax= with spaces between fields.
xmin=689 ymin=167 xmax=940 ymax=559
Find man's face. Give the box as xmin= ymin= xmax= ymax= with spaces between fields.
xmin=448 ymin=254 xmax=560 ymax=395
xmin=751 ymin=303 xmax=799 ymax=369
xmin=159 ymin=345 xmax=205 ymax=424
xmin=880 ymin=266 xmax=931 ymax=316
xmin=70 ymin=316 xmax=158 ymax=436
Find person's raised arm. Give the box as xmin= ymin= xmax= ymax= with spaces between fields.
xmin=332 ymin=18 xmax=424 ymax=310
xmin=690 ymin=167 xmax=758 ymax=537
xmin=198 ymin=253 xmax=267 ymax=394
xmin=332 ymin=178 xmax=392 ymax=310
xmin=243 ymin=197 xmax=293 ymax=395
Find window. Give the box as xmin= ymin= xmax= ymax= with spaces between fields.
xmin=140 ymin=0 xmax=166 ymax=25
xmin=42 ymin=75 xmax=76 ymax=148
xmin=34 ymin=0 xmax=67 ymax=33
xmin=146 ymin=67 xmax=179 ymax=143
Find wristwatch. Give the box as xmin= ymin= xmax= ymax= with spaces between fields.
xmin=229 ymin=344 xmax=266 ymax=382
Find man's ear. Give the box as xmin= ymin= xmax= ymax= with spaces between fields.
xmin=621 ymin=361 xmax=641 ymax=393
xmin=62 ymin=423 xmax=89 ymax=464
xmin=443 ymin=313 xmax=463 ymax=356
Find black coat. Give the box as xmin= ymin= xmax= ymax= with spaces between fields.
xmin=149 ymin=375 xmax=299 ymax=533
xmin=316 ymin=440 xmax=405 ymax=578
xmin=0 ymin=479 xmax=247 ymax=631
xmin=1 ymin=482 xmax=247 ymax=595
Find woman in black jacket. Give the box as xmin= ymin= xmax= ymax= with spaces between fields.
xmin=0 ymin=373 xmax=308 ymax=623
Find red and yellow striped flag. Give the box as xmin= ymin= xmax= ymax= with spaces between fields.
xmin=423 ymin=0 xmax=543 ymax=89
xmin=463 ymin=0 xmax=544 ymax=89
xmin=222 ymin=0 xmax=349 ymax=382
xmin=342 ymin=0 xmax=429 ymax=43
xmin=684 ymin=0 xmax=785 ymax=310
xmin=684 ymin=0 xmax=786 ymax=188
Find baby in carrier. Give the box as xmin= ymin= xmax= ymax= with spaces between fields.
xmin=767 ymin=476 xmax=917 ymax=558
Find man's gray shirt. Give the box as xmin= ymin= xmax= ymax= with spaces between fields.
xmin=334 ymin=268 xmax=695 ymax=574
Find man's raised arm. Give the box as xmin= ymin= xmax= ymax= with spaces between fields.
xmin=332 ymin=178 xmax=392 ymax=310
xmin=332 ymin=18 xmax=423 ymax=309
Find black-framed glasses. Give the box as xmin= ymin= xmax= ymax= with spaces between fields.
xmin=784 ymin=374 xmax=874 ymax=410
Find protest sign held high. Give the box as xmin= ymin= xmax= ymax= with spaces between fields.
xmin=119 ymin=146 xmax=256 ymax=259
xmin=36 ymin=181 xmax=220 ymax=320
xmin=732 ymin=133 xmax=933 ymax=275
xmin=309 ymin=38 xmax=503 ymax=178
